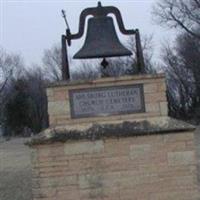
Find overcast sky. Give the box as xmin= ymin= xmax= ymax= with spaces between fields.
xmin=1 ymin=0 xmax=172 ymax=67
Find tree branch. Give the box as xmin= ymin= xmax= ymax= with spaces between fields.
xmin=169 ymin=11 xmax=200 ymax=39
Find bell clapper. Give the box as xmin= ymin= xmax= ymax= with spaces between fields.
xmin=101 ymin=58 xmax=110 ymax=78
xmin=101 ymin=58 xmax=109 ymax=69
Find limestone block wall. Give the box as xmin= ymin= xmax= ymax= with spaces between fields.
xmin=46 ymin=74 xmax=168 ymax=126
xmin=31 ymin=131 xmax=199 ymax=200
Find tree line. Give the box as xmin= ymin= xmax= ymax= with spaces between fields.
xmin=153 ymin=0 xmax=200 ymax=121
xmin=0 ymin=0 xmax=199 ymax=136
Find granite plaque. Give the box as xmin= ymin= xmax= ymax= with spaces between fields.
xmin=69 ymin=84 xmax=145 ymax=119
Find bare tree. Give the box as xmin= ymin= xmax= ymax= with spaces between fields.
xmin=42 ymin=44 xmax=62 ymax=81
xmin=102 ymin=34 xmax=156 ymax=76
xmin=176 ymin=30 xmax=200 ymax=88
xmin=42 ymin=44 xmax=99 ymax=81
xmin=71 ymin=61 xmax=100 ymax=80
xmin=153 ymin=0 xmax=200 ymax=121
xmin=42 ymin=34 xmax=156 ymax=82
xmin=24 ymin=66 xmax=49 ymax=131
xmin=0 ymin=48 xmax=24 ymax=96
xmin=161 ymin=41 xmax=195 ymax=117
xmin=127 ymin=34 xmax=157 ymax=73
xmin=0 ymin=48 xmax=25 ymax=134
xmin=160 ymin=29 xmax=200 ymax=120
xmin=152 ymin=0 xmax=200 ymax=40
xmin=3 ymin=65 xmax=49 ymax=135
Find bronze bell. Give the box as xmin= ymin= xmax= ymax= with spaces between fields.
xmin=73 ymin=16 xmax=132 ymax=59
xmin=62 ymin=2 xmax=145 ymax=80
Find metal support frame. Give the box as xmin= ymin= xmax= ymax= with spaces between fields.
xmin=61 ymin=35 xmax=70 ymax=80
xmin=135 ymin=29 xmax=145 ymax=73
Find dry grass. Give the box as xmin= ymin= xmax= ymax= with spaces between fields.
xmin=0 ymin=138 xmax=32 ymax=200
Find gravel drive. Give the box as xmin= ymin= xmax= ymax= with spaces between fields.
xmin=0 ymin=138 xmax=32 ymax=200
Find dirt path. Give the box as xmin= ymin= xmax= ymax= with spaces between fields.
xmin=0 ymin=138 xmax=32 ymax=200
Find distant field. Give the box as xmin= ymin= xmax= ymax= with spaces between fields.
xmin=0 ymin=126 xmax=199 ymax=200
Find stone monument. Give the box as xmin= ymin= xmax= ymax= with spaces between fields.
xmin=27 ymin=2 xmax=199 ymax=200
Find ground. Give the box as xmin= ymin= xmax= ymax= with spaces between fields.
xmin=0 ymin=138 xmax=32 ymax=200
xmin=195 ymin=126 xmax=200 ymax=184
xmin=0 ymin=127 xmax=199 ymax=200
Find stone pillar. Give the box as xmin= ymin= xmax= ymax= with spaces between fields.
xmin=27 ymin=74 xmax=200 ymax=200
xmin=46 ymin=74 xmax=168 ymax=126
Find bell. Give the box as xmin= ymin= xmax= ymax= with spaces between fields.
xmin=73 ymin=16 xmax=132 ymax=59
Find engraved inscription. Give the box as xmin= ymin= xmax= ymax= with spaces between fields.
xmin=69 ymin=84 xmax=145 ymax=119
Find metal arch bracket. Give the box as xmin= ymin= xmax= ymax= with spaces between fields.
xmin=66 ymin=2 xmax=136 ymax=45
